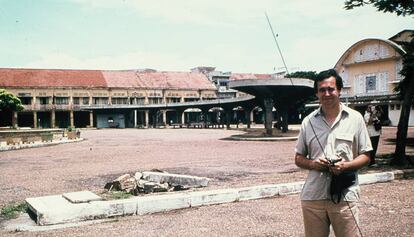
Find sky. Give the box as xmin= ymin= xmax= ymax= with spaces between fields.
xmin=0 ymin=0 xmax=412 ymax=74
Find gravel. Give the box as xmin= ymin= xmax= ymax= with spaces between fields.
xmin=0 ymin=126 xmax=413 ymax=236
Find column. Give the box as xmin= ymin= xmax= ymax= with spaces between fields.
xmin=162 ymin=110 xmax=167 ymax=126
xmin=134 ymin=110 xmax=137 ymax=128
xmin=33 ymin=111 xmax=38 ymax=128
xmin=89 ymin=112 xmax=94 ymax=127
xmin=244 ymin=108 xmax=252 ymax=129
xmin=263 ymin=97 xmax=274 ymax=136
xmin=70 ymin=110 xmax=74 ymax=128
xmin=145 ymin=110 xmax=149 ymax=128
xmin=181 ymin=111 xmax=186 ymax=125
xmin=51 ymin=110 xmax=56 ymax=128
xmin=225 ymin=109 xmax=231 ymax=129
xmin=12 ymin=112 xmax=18 ymax=128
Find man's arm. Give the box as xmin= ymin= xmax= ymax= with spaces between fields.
xmin=295 ymin=153 xmax=329 ymax=172
xmin=330 ymin=152 xmax=370 ymax=175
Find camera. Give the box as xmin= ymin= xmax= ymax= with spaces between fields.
xmin=326 ymin=156 xmax=342 ymax=166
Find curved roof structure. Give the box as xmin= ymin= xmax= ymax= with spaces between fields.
xmin=228 ymin=78 xmax=314 ymax=104
xmin=334 ymin=38 xmax=406 ymax=68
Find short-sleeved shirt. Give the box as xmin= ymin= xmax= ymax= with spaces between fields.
xmin=295 ymin=103 xmax=372 ymax=201
xmin=364 ymin=111 xmax=381 ymax=137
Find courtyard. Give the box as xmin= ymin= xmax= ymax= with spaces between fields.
xmin=0 ymin=127 xmax=413 ymax=236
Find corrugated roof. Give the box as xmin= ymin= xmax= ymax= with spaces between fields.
xmin=230 ymin=73 xmax=273 ymax=80
xmin=0 ymin=68 xmax=107 ymax=88
xmin=134 ymin=71 xmax=216 ymax=90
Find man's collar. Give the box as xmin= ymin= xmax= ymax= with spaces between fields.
xmin=314 ymin=103 xmax=350 ymax=118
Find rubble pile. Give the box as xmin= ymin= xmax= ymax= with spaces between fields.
xmin=104 ymin=170 xmax=210 ymax=195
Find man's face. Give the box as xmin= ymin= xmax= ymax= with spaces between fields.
xmin=316 ymin=76 xmax=341 ymax=108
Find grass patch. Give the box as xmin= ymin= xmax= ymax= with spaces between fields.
xmin=104 ymin=191 xmax=133 ymax=200
xmin=1 ymin=202 xmax=28 ymax=219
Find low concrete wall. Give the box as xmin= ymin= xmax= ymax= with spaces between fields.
xmin=0 ymin=129 xmax=65 ymax=146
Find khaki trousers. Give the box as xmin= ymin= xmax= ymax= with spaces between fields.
xmin=301 ymin=200 xmax=360 ymax=237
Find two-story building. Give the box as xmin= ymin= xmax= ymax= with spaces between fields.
xmin=334 ymin=30 xmax=413 ymax=126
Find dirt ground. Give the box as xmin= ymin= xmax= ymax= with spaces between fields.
xmin=0 ymin=126 xmax=413 ymax=236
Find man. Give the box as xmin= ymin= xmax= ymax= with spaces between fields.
xmin=294 ymin=69 xmax=372 ymax=237
xmin=364 ymin=105 xmax=382 ymax=167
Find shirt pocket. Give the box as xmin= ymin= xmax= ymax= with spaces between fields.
xmin=335 ymin=133 xmax=353 ymax=160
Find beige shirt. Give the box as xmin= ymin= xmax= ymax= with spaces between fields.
xmin=295 ymin=104 xmax=372 ymax=201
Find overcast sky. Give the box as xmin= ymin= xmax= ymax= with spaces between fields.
xmin=0 ymin=0 xmax=412 ymax=74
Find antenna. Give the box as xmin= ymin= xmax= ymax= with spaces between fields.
xmin=265 ymin=12 xmax=290 ymax=76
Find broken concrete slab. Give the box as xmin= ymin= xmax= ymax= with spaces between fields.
xmin=142 ymin=171 xmax=210 ymax=187
xmin=62 ymin=191 xmax=103 ymax=203
xmin=25 ymin=195 xmax=137 ymax=225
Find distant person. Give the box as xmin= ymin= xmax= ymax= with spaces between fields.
xmin=364 ymin=105 xmax=382 ymax=167
xmin=294 ymin=69 xmax=372 ymax=237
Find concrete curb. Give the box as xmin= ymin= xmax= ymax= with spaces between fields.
xmin=226 ymin=136 xmax=298 ymax=141
xmin=23 ymin=170 xmax=405 ymax=228
xmin=0 ymin=138 xmax=83 ymax=152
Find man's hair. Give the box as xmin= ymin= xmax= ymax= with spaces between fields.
xmin=313 ymin=69 xmax=343 ymax=93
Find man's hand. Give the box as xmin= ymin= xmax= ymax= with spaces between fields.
xmin=330 ymin=161 xmax=347 ymax=175
xmin=311 ymin=157 xmax=330 ymax=171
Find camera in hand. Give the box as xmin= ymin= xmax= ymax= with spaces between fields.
xmin=327 ymin=156 xmax=342 ymax=166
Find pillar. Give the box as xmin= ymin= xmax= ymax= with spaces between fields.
xmin=12 ymin=112 xmax=18 ymax=128
xmin=51 ymin=110 xmax=56 ymax=128
xmin=33 ymin=111 xmax=38 ymax=128
xmin=162 ymin=110 xmax=167 ymax=126
xmin=145 ymin=110 xmax=149 ymax=128
xmin=244 ymin=108 xmax=252 ymax=129
xmin=70 ymin=110 xmax=74 ymax=128
xmin=134 ymin=110 xmax=137 ymax=128
xmin=224 ymin=109 xmax=231 ymax=129
xmin=89 ymin=112 xmax=94 ymax=128
xmin=263 ymin=97 xmax=274 ymax=136
xmin=181 ymin=111 xmax=185 ymax=125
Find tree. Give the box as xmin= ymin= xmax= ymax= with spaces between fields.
xmin=285 ymin=71 xmax=318 ymax=81
xmin=0 ymin=89 xmax=23 ymax=112
xmin=344 ymin=0 xmax=414 ymax=16
xmin=344 ymin=0 xmax=414 ymax=166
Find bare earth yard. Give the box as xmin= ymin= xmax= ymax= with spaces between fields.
xmin=0 ymin=126 xmax=413 ymax=236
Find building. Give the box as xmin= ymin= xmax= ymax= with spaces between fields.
xmin=0 ymin=69 xmax=218 ymax=128
xmin=334 ymin=30 xmax=414 ymax=126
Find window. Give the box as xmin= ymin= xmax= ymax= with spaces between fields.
xmin=82 ymin=97 xmax=90 ymax=105
xmin=55 ymin=97 xmax=69 ymax=105
xmin=73 ymin=97 xmax=80 ymax=105
xmin=184 ymin=98 xmax=198 ymax=102
xmin=365 ymin=76 xmax=376 ymax=92
xmin=130 ymin=97 xmax=145 ymax=105
xmin=396 ymin=104 xmax=401 ymax=110
xmin=18 ymin=97 xmax=32 ymax=105
xmin=112 ymin=98 xmax=128 ymax=104
xmin=166 ymin=97 xmax=181 ymax=103
xmin=390 ymin=104 xmax=395 ymax=110
xmin=38 ymin=97 xmax=49 ymax=105
xmin=148 ymin=97 xmax=163 ymax=104
xmin=93 ymin=97 xmax=108 ymax=105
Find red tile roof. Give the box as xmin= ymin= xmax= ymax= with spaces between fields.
xmin=0 ymin=68 xmax=216 ymax=90
xmin=230 ymin=73 xmax=273 ymax=80
xmin=134 ymin=71 xmax=216 ymax=90
xmin=0 ymin=68 xmax=107 ymax=88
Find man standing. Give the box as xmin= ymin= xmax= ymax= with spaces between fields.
xmin=294 ymin=69 xmax=372 ymax=237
